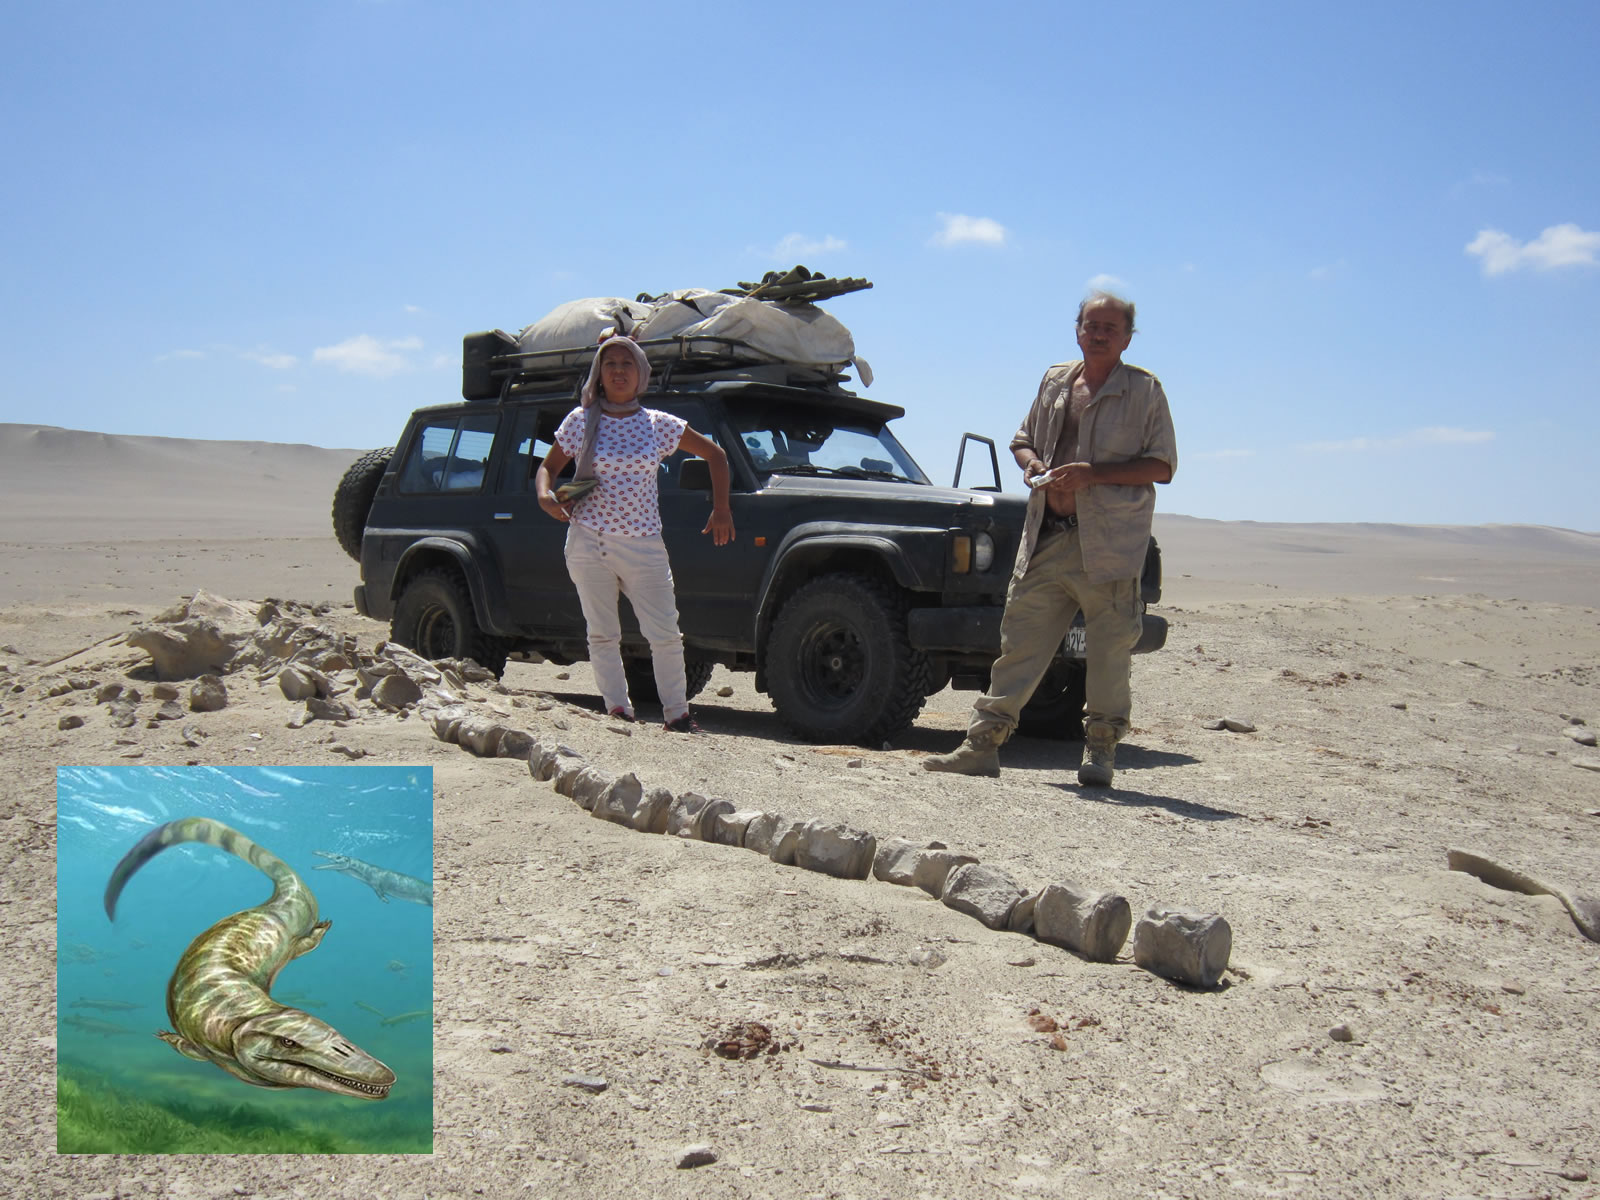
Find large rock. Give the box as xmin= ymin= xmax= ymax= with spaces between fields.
xmin=592 ymin=773 xmax=644 ymax=826
xmin=553 ymin=761 xmax=585 ymax=797
xmin=942 ymin=862 xmax=1026 ymax=929
xmin=128 ymin=591 xmax=268 ymax=680
xmin=793 ymin=821 xmax=876 ymax=880
xmin=497 ymin=728 xmax=535 ymax=759
xmin=1131 ymin=908 xmax=1232 ymax=988
xmin=667 ymin=792 xmax=733 ymax=840
xmin=528 ymin=744 xmax=559 ymax=782
xmin=1032 ymin=883 xmax=1132 ymax=962
xmin=278 ymin=666 xmax=327 ymax=702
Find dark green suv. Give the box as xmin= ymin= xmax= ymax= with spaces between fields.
xmin=333 ymin=334 xmax=1166 ymax=744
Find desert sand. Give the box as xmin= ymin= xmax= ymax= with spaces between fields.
xmin=4 ymin=423 xmax=1598 ymax=1198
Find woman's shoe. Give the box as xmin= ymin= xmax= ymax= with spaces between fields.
xmin=663 ymin=714 xmax=704 ymax=734
xmin=607 ymin=706 xmax=635 ymax=723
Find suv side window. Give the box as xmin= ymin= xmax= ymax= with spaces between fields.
xmin=399 ymin=414 xmax=498 ymax=493
xmin=504 ymin=406 xmax=576 ymax=494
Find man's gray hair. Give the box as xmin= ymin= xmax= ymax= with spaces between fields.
xmin=1077 ymin=291 xmax=1136 ymax=335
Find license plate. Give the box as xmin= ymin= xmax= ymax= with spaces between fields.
xmin=1065 ymin=626 xmax=1087 ymax=656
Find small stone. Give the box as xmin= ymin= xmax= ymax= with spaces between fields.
xmin=1565 ymin=727 xmax=1598 ymax=746
xmin=555 ymin=671 xmax=571 ymax=680
xmin=95 ymin=683 xmax=125 ymax=704
xmin=907 ymin=946 xmax=947 ymax=969
xmin=675 ymin=1144 xmax=717 ymax=1169
xmin=1201 ymin=718 xmax=1227 ymax=730
xmin=941 ymin=862 xmax=1026 ymax=930
xmin=153 ymin=700 xmax=185 ymax=721
xmin=152 ymin=683 xmax=180 ymax=701
xmin=372 ymin=673 xmax=424 ymax=711
xmin=846 ymin=757 xmax=863 ymax=768
xmin=561 ymin=1074 xmax=607 ymax=1094
xmin=1329 ymin=1023 xmax=1355 ymax=1043
xmin=497 ymin=728 xmax=535 ymax=759
xmin=1500 ymin=981 xmax=1525 ymax=995
xmin=180 ymin=725 xmax=205 ymax=747
xmin=58 ymin=714 xmax=85 ymax=731
xmin=743 ymin=812 xmax=796 ymax=856
xmin=570 ymin=766 xmax=615 ymax=812
xmin=1132 ymin=908 xmax=1232 ymax=988
xmin=912 ymin=848 xmax=979 ymax=898
xmin=1032 ymin=882 xmax=1132 ymax=962
xmin=278 ymin=666 xmax=321 ymax=702
xmin=1222 ymin=717 xmax=1256 ymax=733
xmin=188 ymin=675 xmax=227 ymax=713
xmin=793 ymin=821 xmax=876 ymax=880
xmin=329 ymin=744 xmax=368 ymax=759
xmin=716 ymin=685 xmax=734 ymax=697
xmin=1390 ymin=701 xmax=1408 ymax=710
xmin=1573 ymin=759 xmax=1600 ymax=773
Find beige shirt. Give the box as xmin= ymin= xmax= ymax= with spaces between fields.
xmin=1008 ymin=360 xmax=1178 ymax=584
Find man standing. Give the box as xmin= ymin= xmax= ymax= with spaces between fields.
xmin=924 ymin=292 xmax=1177 ymax=786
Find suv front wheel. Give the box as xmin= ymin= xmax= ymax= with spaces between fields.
xmin=767 ymin=573 xmax=932 ymax=745
xmin=391 ymin=567 xmax=509 ymax=677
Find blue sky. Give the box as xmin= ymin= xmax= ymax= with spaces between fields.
xmin=3 ymin=1 xmax=1596 ymax=529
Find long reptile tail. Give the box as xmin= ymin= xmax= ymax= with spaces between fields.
xmin=105 ymin=817 xmax=310 ymax=922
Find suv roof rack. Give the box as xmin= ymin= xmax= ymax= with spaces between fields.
xmin=463 ymin=332 xmax=852 ymax=402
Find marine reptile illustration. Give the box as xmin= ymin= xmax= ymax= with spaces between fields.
xmin=103 ymin=816 xmax=396 ymax=1100
xmin=312 ymin=850 xmax=434 ymax=908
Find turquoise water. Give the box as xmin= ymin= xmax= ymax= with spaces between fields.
xmin=56 ymin=765 xmax=434 ymax=1153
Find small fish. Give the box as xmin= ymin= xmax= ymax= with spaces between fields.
xmin=387 ymin=959 xmax=408 ymax=974
xmin=70 ymin=998 xmax=143 ymax=1012
xmin=312 ymin=851 xmax=433 ymax=908
xmin=64 ymin=1013 xmax=134 ymax=1037
xmin=356 ymin=1000 xmax=388 ymax=1019
xmin=379 ymin=1010 xmax=432 ymax=1027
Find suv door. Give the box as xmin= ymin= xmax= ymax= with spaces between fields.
xmin=488 ymin=403 xmax=585 ymax=635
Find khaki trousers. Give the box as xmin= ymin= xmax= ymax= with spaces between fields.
xmin=971 ymin=526 xmax=1143 ymax=741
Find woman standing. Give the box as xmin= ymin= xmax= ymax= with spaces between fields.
xmin=535 ymin=333 xmax=735 ymax=731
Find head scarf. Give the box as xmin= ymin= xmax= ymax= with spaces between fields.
xmin=580 ymin=332 xmax=651 ymax=409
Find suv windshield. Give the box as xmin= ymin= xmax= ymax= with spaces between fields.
xmin=730 ymin=407 xmax=929 ymax=484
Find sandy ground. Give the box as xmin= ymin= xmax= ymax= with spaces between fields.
xmin=4 ymin=424 xmax=1599 ymax=1198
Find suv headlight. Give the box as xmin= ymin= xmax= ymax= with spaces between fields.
xmin=973 ymin=532 xmax=995 ymax=572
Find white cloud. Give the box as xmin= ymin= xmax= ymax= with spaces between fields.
xmin=313 ymin=335 xmax=423 ymax=378
xmin=1465 ymin=223 xmax=1600 ymax=275
xmin=930 ymin=213 xmax=1007 ymax=248
xmin=1192 ymin=448 xmax=1255 ymax=460
xmin=1086 ymin=273 xmax=1129 ymax=293
xmin=155 ymin=349 xmax=205 ymax=363
xmin=1308 ymin=259 xmax=1347 ymax=282
xmin=430 ymin=353 xmax=453 ymax=369
xmin=1298 ymin=427 xmax=1495 ymax=453
xmin=241 ymin=348 xmax=298 ymax=369
xmin=767 ymin=232 xmax=847 ymax=259
xmin=404 ymin=304 xmax=423 ymax=314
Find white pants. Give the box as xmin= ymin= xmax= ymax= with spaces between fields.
xmin=563 ymin=523 xmax=688 ymax=720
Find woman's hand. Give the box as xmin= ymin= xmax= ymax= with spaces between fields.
xmin=537 ymin=490 xmax=573 ymax=522
xmin=703 ymin=504 xmax=735 ymax=546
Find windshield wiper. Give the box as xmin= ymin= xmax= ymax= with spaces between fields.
xmin=766 ymin=463 xmax=916 ymax=482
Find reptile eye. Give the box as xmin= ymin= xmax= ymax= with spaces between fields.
xmin=277 ymin=1036 xmax=300 ymax=1048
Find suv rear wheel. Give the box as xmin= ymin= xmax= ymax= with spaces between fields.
xmin=767 ymin=573 xmax=932 ymax=745
xmin=391 ymin=567 xmax=509 ymax=677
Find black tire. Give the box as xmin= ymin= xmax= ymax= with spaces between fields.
xmin=1017 ymin=661 xmax=1087 ymax=740
xmin=391 ymin=567 xmax=508 ymax=677
xmin=332 ymin=448 xmax=393 ymax=561
xmin=623 ymin=655 xmax=714 ymax=705
xmin=767 ymin=573 xmax=932 ymax=745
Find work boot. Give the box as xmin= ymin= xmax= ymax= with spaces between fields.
xmin=922 ymin=722 xmax=1006 ymax=778
xmin=1078 ymin=727 xmax=1118 ymax=787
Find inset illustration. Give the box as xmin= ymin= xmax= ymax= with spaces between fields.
xmin=56 ymin=765 xmax=434 ymax=1153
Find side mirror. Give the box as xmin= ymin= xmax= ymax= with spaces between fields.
xmin=679 ymin=457 xmax=712 ymax=491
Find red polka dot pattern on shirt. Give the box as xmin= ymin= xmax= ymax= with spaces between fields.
xmin=554 ymin=407 xmax=688 ymax=537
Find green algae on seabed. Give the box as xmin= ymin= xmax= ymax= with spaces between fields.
xmin=56 ymin=1069 xmax=430 ymax=1154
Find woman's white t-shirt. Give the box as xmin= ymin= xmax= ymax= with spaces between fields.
xmin=554 ymin=406 xmax=688 ymax=537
